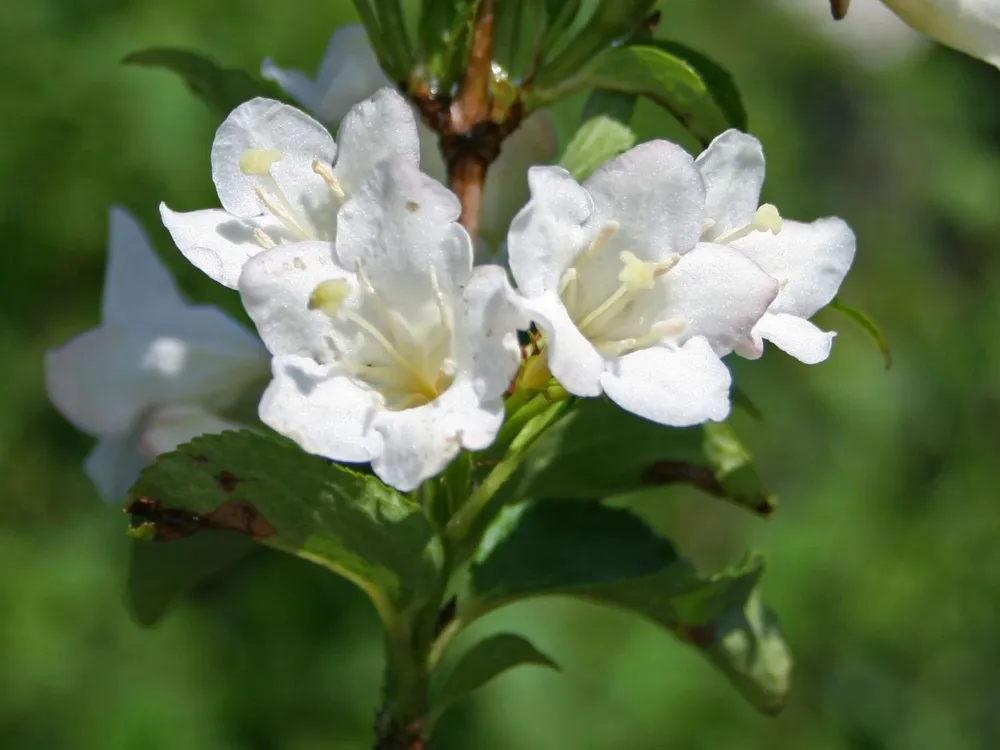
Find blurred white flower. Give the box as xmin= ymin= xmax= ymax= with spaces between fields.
xmin=262 ymin=24 xmax=558 ymax=249
xmin=880 ymin=0 xmax=1000 ymax=68
xmin=45 ymin=207 xmax=269 ymax=501
xmin=696 ymin=130 xmax=856 ymax=365
xmin=161 ymin=88 xmax=419 ymax=288
xmin=775 ymin=0 xmax=926 ymax=69
xmin=507 ymin=142 xmax=778 ymax=428
xmin=239 ymin=160 xmax=523 ymax=491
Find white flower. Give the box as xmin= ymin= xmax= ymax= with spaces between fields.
xmin=160 ymin=87 xmax=420 ymax=289
xmin=262 ymin=24 xmax=558 ymax=249
xmin=880 ymin=0 xmax=1000 ymax=68
xmin=238 ymin=159 xmax=524 ymax=491
xmin=696 ymin=130 xmax=856 ymax=365
xmin=44 ymin=207 xmax=269 ymax=500
xmin=507 ymin=142 xmax=779 ymax=427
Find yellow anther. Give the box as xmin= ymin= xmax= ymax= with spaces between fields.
xmin=239 ymin=148 xmax=282 ymax=176
xmin=752 ymin=203 xmax=782 ymax=234
xmin=308 ymin=279 xmax=351 ymax=317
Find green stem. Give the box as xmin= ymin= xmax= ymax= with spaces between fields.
xmin=446 ymin=398 xmax=573 ymax=541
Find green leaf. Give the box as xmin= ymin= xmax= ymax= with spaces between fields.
xmin=504 ymin=399 xmax=776 ymax=517
xmin=126 ymin=430 xmax=442 ymax=625
xmin=559 ymin=114 xmax=636 ymax=181
xmin=530 ymin=41 xmax=746 ymax=145
xmin=373 ymin=0 xmax=414 ymax=79
xmin=468 ymin=501 xmax=792 ymax=713
xmin=418 ymin=0 xmax=480 ymax=89
xmin=428 ymin=633 xmax=558 ymax=731
xmin=123 ymin=48 xmax=285 ymax=118
xmin=127 ymin=532 xmax=256 ymax=626
xmin=535 ymin=0 xmax=658 ymax=88
xmin=829 ymin=296 xmax=892 ymax=369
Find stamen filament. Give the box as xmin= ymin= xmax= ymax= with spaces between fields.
xmin=312 ymin=160 xmax=346 ymax=201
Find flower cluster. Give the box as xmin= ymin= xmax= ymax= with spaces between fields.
xmin=45 ymin=33 xmax=856 ymax=496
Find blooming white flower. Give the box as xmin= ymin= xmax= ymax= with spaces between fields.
xmin=44 ymin=207 xmax=269 ymax=500
xmin=879 ymin=0 xmax=1000 ymax=68
xmin=160 ymin=87 xmax=419 ymax=289
xmin=507 ymin=142 xmax=779 ymax=427
xmin=238 ymin=159 xmax=524 ymax=491
xmin=262 ymin=24 xmax=558 ymax=249
xmin=695 ymin=130 xmax=856 ymax=365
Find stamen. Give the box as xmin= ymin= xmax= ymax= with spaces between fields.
xmin=254 ymin=185 xmax=310 ymax=239
xmin=428 ymin=266 xmax=454 ymax=338
xmin=582 ymin=220 xmax=620 ymax=261
xmin=253 ymin=227 xmax=277 ymax=249
xmin=312 ymin=160 xmax=346 ymax=201
xmin=559 ymin=267 xmax=579 ymax=313
xmin=239 ymin=148 xmax=282 ymax=176
xmin=618 ymin=252 xmax=679 ymax=291
xmin=713 ymin=203 xmax=784 ymax=245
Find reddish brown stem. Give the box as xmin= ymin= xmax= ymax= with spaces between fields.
xmin=447 ymin=0 xmax=495 ymax=240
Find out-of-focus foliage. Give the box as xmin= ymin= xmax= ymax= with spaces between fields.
xmin=5 ymin=0 xmax=1000 ymax=748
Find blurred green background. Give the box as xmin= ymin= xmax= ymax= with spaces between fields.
xmin=5 ymin=0 xmax=1000 ymax=748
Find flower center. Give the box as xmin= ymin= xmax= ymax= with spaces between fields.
xmin=309 ymin=266 xmax=456 ymax=410
xmin=558 ymin=221 xmax=686 ymax=357
xmin=703 ymin=203 xmax=783 ymax=244
xmin=239 ymin=148 xmax=345 ymax=248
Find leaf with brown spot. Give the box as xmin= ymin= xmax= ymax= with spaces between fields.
xmin=126 ymin=430 xmax=443 ymax=625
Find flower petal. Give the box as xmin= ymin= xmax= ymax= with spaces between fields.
xmin=753 ymin=311 xmax=836 ymax=364
xmin=259 ymin=59 xmax=321 ymax=113
xmin=583 ymin=140 xmax=705 ymax=261
xmin=102 ymin=206 xmax=187 ymax=327
xmin=480 ymin=112 xmax=559 ymax=249
xmin=454 ymin=265 xmax=528 ymax=401
xmin=335 ymin=159 xmax=471 ymax=298
xmin=696 ymin=129 xmax=765 ymax=239
xmin=211 ymin=98 xmax=337 ymax=218
xmin=372 ymin=378 xmax=504 ymax=491
xmin=84 ymin=428 xmax=147 ymax=502
xmin=331 ymin=88 xmax=421 ymax=197
xmin=599 ymin=336 xmax=731 ymax=427
xmin=661 ymin=242 xmax=779 ymax=355
xmin=882 ymin=0 xmax=1000 ymax=69
xmin=314 ymin=25 xmax=390 ymax=124
xmin=731 ymin=216 xmax=855 ymax=318
xmin=139 ymin=405 xmax=242 ymax=458
xmin=507 ymin=165 xmax=594 ymax=299
xmin=238 ymin=241 xmax=347 ymax=359
xmin=160 ymin=204 xmax=270 ymax=289
xmin=525 ymin=295 xmax=606 ymax=397
xmin=258 ymin=355 xmax=383 ymax=463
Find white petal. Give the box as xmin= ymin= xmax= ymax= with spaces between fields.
xmin=454 ymin=265 xmax=528 ymax=401
xmin=661 ymin=242 xmax=779 ymax=355
xmin=84 ymin=429 xmax=147 ymax=502
xmin=260 ymin=59 xmax=321 ymax=112
xmin=882 ymin=0 xmax=1000 ymax=68
xmin=583 ymin=140 xmax=705 ymax=261
xmin=258 ymin=355 xmax=383 ymax=463
xmin=695 ymin=129 xmax=766 ymax=239
xmin=211 ymin=98 xmax=337 ymax=218
xmin=507 ymin=166 xmax=594 ymax=299
xmin=45 ymin=315 xmax=266 ymax=438
xmin=335 ymin=159 xmax=471 ymax=298
xmin=139 ymin=405 xmax=242 ymax=458
xmin=731 ymin=216 xmax=855 ymax=318
xmin=313 ymin=25 xmax=390 ymax=124
xmin=599 ymin=337 xmax=731 ymax=427
xmin=479 ymin=112 xmax=559 ymax=249
xmin=525 ymin=296 xmax=606 ymax=397
xmin=160 ymin=204 xmax=269 ymax=289
xmin=753 ymin=312 xmax=836 ymax=365
xmin=102 ymin=206 xmax=187 ymax=326
xmin=372 ymin=378 xmax=504 ymax=491
xmin=332 ymin=88 xmax=421 ymax=197
xmin=238 ymin=242 xmax=346 ymax=359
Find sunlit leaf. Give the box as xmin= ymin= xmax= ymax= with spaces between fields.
xmin=126 ymin=430 xmax=442 ymax=626
xmin=829 ymin=296 xmax=892 ymax=369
